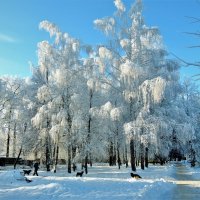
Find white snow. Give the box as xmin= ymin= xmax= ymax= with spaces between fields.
xmin=0 ymin=170 xmax=27 ymax=185
xmin=0 ymin=164 xmax=177 ymax=200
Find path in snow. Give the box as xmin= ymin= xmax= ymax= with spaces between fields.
xmin=169 ymin=163 xmax=200 ymax=200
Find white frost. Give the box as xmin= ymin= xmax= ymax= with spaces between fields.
xmin=114 ymin=0 xmax=126 ymax=12
xmin=99 ymin=47 xmax=112 ymax=59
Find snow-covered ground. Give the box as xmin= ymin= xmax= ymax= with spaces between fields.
xmin=0 ymin=163 xmax=193 ymax=200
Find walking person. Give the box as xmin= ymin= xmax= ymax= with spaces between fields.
xmin=33 ymin=162 xmax=39 ymax=176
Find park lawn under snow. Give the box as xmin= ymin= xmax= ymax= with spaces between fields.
xmin=0 ymin=163 xmax=177 ymax=200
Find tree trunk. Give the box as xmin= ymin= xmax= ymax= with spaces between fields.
xmin=140 ymin=143 xmax=145 ymax=170
xmin=72 ymin=146 xmax=76 ymax=161
xmin=122 ymin=151 xmax=125 ymax=164
xmin=45 ymin=116 xmax=51 ymax=172
xmin=13 ymin=123 xmax=27 ymax=169
xmin=6 ymin=125 xmax=10 ymax=158
xmin=14 ymin=146 xmax=22 ymax=169
xmin=68 ymin=146 xmax=71 ymax=173
xmin=190 ymin=148 xmax=196 ymax=167
xmin=89 ymin=153 xmax=92 ymax=167
xmin=117 ymin=142 xmax=121 ymax=169
xmin=45 ymin=135 xmax=51 ymax=171
xmin=6 ymin=108 xmax=12 ymax=158
xmin=54 ymin=144 xmax=59 ymax=173
xmin=55 ymin=145 xmax=59 ymax=170
xmin=72 ymin=146 xmax=77 ymax=171
xmin=130 ymin=139 xmax=136 ymax=171
xmin=85 ymin=155 xmax=88 ymax=174
xmin=109 ymin=141 xmax=114 ymax=166
xmin=125 ymin=146 xmax=128 ymax=168
xmin=85 ymin=89 xmax=93 ymax=173
xmin=113 ymin=144 xmax=116 ymax=165
xmin=145 ymin=147 xmax=149 ymax=168
xmin=13 ymin=123 xmax=17 ymax=157
xmin=72 ymin=163 xmax=77 ymax=172
xmin=53 ymin=143 xmax=56 ymax=161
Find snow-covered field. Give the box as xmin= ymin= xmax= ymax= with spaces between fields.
xmin=0 ymin=163 xmax=182 ymax=200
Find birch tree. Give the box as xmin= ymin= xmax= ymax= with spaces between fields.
xmin=94 ymin=0 xmax=182 ymax=170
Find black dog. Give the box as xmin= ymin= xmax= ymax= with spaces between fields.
xmin=76 ymin=171 xmax=84 ymax=177
xmin=130 ymin=173 xmax=142 ymax=179
xmin=25 ymin=178 xmax=32 ymax=183
xmin=23 ymin=170 xmax=32 ymax=175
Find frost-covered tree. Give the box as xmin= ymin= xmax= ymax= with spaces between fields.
xmin=32 ymin=21 xmax=58 ymax=171
xmin=32 ymin=20 xmax=84 ymax=173
xmin=94 ymin=0 xmax=183 ymax=170
xmin=0 ymin=77 xmax=22 ymax=158
xmin=178 ymin=79 xmax=200 ymax=166
xmin=0 ymin=76 xmax=36 ymax=169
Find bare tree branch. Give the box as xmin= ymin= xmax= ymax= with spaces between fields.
xmin=185 ymin=16 xmax=200 ymax=24
xmin=183 ymin=32 xmax=200 ymax=37
xmin=188 ymin=45 xmax=200 ymax=48
xmin=170 ymin=52 xmax=200 ymax=67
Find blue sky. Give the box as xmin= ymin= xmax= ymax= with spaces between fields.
xmin=0 ymin=0 xmax=199 ymax=79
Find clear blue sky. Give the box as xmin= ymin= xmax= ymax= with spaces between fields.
xmin=0 ymin=0 xmax=199 ymax=78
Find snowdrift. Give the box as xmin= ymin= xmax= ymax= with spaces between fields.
xmin=0 ymin=169 xmax=28 ymax=184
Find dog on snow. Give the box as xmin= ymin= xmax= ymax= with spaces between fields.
xmin=130 ymin=172 xmax=142 ymax=179
xmin=76 ymin=171 xmax=84 ymax=177
xmin=23 ymin=169 xmax=32 ymax=175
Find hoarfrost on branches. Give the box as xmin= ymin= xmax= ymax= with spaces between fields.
xmin=114 ymin=0 xmax=126 ymax=13
xmin=140 ymin=77 xmax=166 ymax=107
xmin=37 ymin=85 xmax=51 ymax=102
xmin=39 ymin=20 xmax=62 ymax=44
xmin=94 ymin=17 xmax=115 ymax=35
xmin=110 ymin=107 xmax=121 ymax=121
xmin=99 ymin=47 xmax=112 ymax=59
xmin=120 ymin=39 xmax=130 ymax=49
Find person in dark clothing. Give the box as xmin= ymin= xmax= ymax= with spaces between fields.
xmin=33 ymin=162 xmax=39 ymax=176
